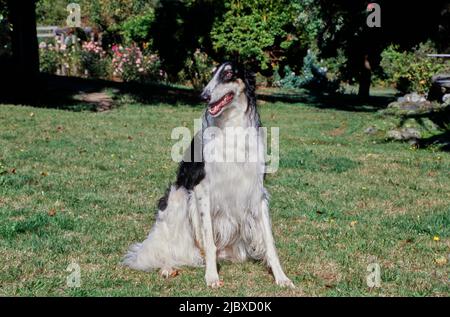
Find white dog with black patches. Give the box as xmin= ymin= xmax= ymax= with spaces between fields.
xmin=123 ymin=62 xmax=294 ymax=288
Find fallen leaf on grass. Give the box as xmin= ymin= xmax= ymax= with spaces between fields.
xmin=48 ymin=208 xmax=56 ymax=217
xmin=435 ymin=256 xmax=447 ymax=266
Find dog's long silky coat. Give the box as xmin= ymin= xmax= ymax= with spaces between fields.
xmin=123 ymin=62 xmax=294 ymax=288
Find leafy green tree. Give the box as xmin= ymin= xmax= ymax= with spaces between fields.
xmin=0 ymin=0 xmax=7 ymax=17
xmin=211 ymin=0 xmax=287 ymax=70
xmin=314 ymin=0 xmax=449 ymax=97
xmin=210 ymin=0 xmax=315 ymax=73
xmin=150 ymin=0 xmax=224 ymax=80
xmin=35 ymin=0 xmax=67 ymax=26
xmin=121 ymin=10 xmax=155 ymax=45
xmin=0 ymin=0 xmax=12 ymax=58
xmin=83 ymin=0 xmax=156 ymax=29
xmin=35 ymin=0 xmax=156 ymax=29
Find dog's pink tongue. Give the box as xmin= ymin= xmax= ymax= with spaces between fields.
xmin=209 ymin=103 xmax=220 ymax=115
xmin=209 ymin=93 xmax=233 ymax=115
xmin=209 ymin=99 xmax=224 ymax=115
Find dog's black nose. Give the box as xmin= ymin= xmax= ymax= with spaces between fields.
xmin=200 ymin=91 xmax=210 ymax=103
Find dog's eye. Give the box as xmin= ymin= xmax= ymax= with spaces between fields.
xmin=223 ymin=70 xmax=233 ymax=80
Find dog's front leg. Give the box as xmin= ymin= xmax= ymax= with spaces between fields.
xmin=258 ymin=196 xmax=295 ymax=288
xmin=194 ymin=183 xmax=222 ymax=288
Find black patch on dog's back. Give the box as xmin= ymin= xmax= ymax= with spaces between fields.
xmin=175 ymin=132 xmax=205 ymax=190
xmin=176 ymin=160 xmax=205 ymax=190
xmin=157 ymin=186 xmax=171 ymax=211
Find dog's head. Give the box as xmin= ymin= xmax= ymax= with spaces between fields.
xmin=200 ymin=62 xmax=255 ymax=118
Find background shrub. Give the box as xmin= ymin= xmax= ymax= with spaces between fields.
xmin=178 ymin=49 xmax=215 ymax=89
xmin=381 ymin=41 xmax=450 ymax=94
xmin=274 ymin=50 xmax=340 ymax=93
xmin=80 ymin=41 xmax=110 ymax=79
xmin=121 ymin=10 xmax=155 ymax=46
xmin=111 ymin=44 xmax=163 ymax=83
xmin=39 ymin=43 xmax=60 ymax=74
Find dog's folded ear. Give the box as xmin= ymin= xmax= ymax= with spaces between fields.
xmin=227 ymin=60 xmax=256 ymax=90
xmin=243 ymin=68 xmax=256 ymax=89
xmin=238 ymin=65 xmax=256 ymax=104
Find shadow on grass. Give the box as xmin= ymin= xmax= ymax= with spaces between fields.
xmin=419 ymin=131 xmax=450 ymax=151
xmin=258 ymin=90 xmax=394 ymax=112
xmin=3 ymin=74 xmax=448 ymax=150
xmin=1 ymin=73 xmax=396 ymax=113
xmin=399 ymin=106 xmax=450 ymax=152
xmin=0 ymin=74 xmax=202 ymax=111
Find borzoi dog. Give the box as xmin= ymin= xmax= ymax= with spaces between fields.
xmin=123 ymin=62 xmax=294 ymax=288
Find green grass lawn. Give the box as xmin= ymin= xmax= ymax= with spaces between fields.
xmin=0 ymin=97 xmax=449 ymax=296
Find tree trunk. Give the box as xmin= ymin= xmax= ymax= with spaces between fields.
xmin=358 ymin=54 xmax=372 ymax=99
xmin=7 ymin=0 xmax=39 ymax=99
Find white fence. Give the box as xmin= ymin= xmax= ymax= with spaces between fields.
xmin=37 ymin=26 xmax=59 ymax=38
xmin=37 ymin=26 xmax=96 ymax=43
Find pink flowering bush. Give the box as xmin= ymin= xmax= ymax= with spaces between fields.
xmin=82 ymin=41 xmax=103 ymax=55
xmin=111 ymin=44 xmax=163 ymax=83
xmin=39 ymin=37 xmax=165 ymax=83
xmin=39 ymin=41 xmax=60 ymax=74
xmin=39 ymin=37 xmax=94 ymax=77
xmin=80 ymin=41 xmax=110 ymax=78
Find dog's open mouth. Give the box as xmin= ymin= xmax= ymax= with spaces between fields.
xmin=208 ymin=92 xmax=234 ymax=116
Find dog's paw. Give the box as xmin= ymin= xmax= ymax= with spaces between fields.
xmin=160 ymin=268 xmax=179 ymax=279
xmin=207 ymin=279 xmax=224 ymax=288
xmin=275 ymin=277 xmax=295 ymax=289
xmin=205 ymin=274 xmax=223 ymax=288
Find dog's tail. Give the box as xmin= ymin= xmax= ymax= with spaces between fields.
xmin=122 ymin=186 xmax=203 ymax=271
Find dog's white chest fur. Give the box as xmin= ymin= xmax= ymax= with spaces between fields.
xmin=207 ymin=161 xmax=260 ymax=215
xmin=205 ymin=128 xmax=264 ymax=213
xmin=203 ymin=127 xmax=266 ymax=252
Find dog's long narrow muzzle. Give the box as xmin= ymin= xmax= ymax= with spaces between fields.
xmin=200 ymin=91 xmax=211 ymax=103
